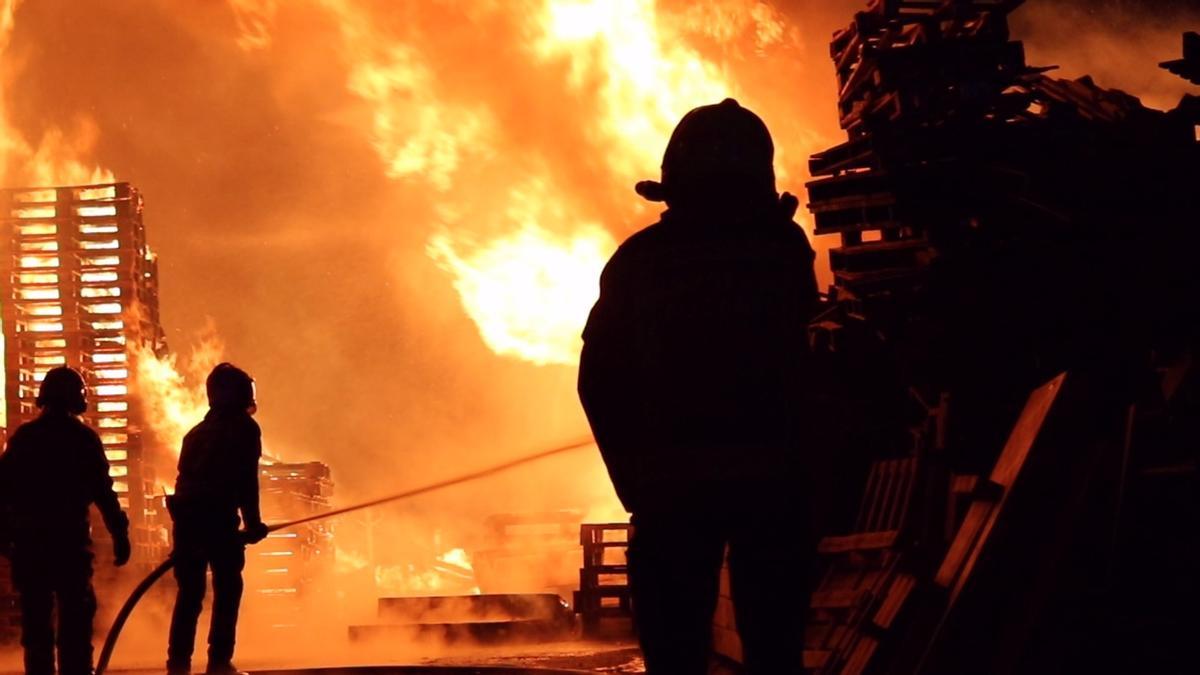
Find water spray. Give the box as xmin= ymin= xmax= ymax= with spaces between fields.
xmin=94 ymin=437 xmax=598 ymax=675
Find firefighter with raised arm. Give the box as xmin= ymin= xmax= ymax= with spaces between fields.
xmin=579 ymin=99 xmax=820 ymax=675
xmin=0 ymin=366 xmax=131 ymax=675
xmin=165 ymin=363 xmax=268 ymax=675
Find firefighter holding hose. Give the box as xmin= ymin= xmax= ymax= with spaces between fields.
xmin=165 ymin=363 xmax=268 ymax=675
xmin=0 ymin=366 xmax=131 ymax=675
xmin=579 ymin=99 xmax=820 ymax=675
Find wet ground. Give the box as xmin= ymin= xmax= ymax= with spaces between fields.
xmin=4 ymin=636 xmax=747 ymax=674
xmin=424 ymin=641 xmax=739 ymax=674
xmin=0 ymin=642 xmax=648 ymax=675
xmin=423 ymin=641 xmax=644 ymax=672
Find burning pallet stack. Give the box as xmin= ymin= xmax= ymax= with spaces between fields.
xmin=574 ymin=522 xmax=633 ymax=637
xmin=0 ymin=183 xmax=173 ymax=639
xmin=0 ymin=183 xmax=169 ymax=517
xmin=245 ymin=460 xmax=334 ymax=628
xmin=711 ymin=0 xmax=1199 ymax=672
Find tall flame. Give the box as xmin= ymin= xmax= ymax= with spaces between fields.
xmin=535 ymin=0 xmax=731 ymax=181
xmin=132 ymin=332 xmax=225 ymax=457
xmin=308 ymin=0 xmax=793 ymax=366
xmin=0 ymin=2 xmax=113 ymax=187
xmin=429 ymin=222 xmax=613 ymax=366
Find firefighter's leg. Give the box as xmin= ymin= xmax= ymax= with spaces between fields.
xmin=727 ymin=490 xmax=813 ymax=675
xmin=168 ymin=550 xmax=209 ymax=671
xmin=627 ymin=511 xmax=726 ymax=675
xmin=205 ymin=541 xmax=245 ymax=669
xmin=16 ymin=572 xmax=56 ymax=675
xmin=55 ymin=554 xmax=98 ymax=675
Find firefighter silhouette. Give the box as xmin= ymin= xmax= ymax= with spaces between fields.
xmin=165 ymin=363 xmax=267 ymax=675
xmin=0 ymin=366 xmax=131 ymax=675
xmin=579 ymin=99 xmax=821 ymax=675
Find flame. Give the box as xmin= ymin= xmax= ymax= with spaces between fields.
xmin=535 ymin=0 xmax=731 ymax=181
xmin=428 ymin=178 xmax=615 ymax=365
xmin=0 ymin=2 xmax=113 ymax=187
xmin=21 ymin=122 xmax=115 ymax=187
xmin=316 ymin=0 xmax=790 ymax=366
xmin=374 ymin=546 xmax=480 ymax=596
xmin=131 ymin=331 xmax=225 ymax=457
xmin=325 ymin=0 xmax=494 ymax=191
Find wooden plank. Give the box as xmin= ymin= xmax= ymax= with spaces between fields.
xmin=811 ymin=588 xmax=867 ymax=610
xmin=819 ymin=530 xmax=900 ymax=555
xmin=873 ymin=573 xmax=917 ymax=629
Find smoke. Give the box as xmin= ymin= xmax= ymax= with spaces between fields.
xmin=1012 ymin=0 xmax=1200 ymax=110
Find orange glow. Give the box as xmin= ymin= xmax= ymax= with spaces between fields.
xmin=79 ymin=223 xmax=118 ymax=234
xmin=19 ymin=256 xmax=59 ymax=269
xmin=26 ymin=321 xmax=63 ymax=333
xmin=76 ymin=205 xmax=117 ymax=217
xmin=85 ymin=302 xmax=123 ymax=314
xmin=13 ymin=206 xmax=55 ymax=218
xmin=17 ymin=224 xmax=56 ymax=235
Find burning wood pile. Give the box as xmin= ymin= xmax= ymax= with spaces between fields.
xmin=0 ymin=183 xmax=172 ymax=564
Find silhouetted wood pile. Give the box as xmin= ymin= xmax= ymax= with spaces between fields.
xmin=723 ymin=0 xmax=1200 ymax=672
xmin=574 ymin=523 xmax=633 ymax=637
xmin=1160 ymin=31 xmax=1200 ymax=85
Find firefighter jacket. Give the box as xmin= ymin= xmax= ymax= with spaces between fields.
xmin=0 ymin=412 xmax=128 ymax=550
xmin=579 ymin=199 xmax=820 ymax=513
xmin=171 ymin=409 xmax=263 ymax=531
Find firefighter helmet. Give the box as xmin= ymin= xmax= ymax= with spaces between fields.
xmin=36 ymin=366 xmax=87 ymax=415
xmin=206 ymin=362 xmax=256 ymax=412
xmin=635 ymin=98 xmax=776 ymax=205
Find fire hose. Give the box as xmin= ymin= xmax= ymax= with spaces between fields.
xmin=94 ymin=436 xmax=597 ymax=675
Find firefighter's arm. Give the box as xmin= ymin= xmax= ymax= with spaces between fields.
xmin=90 ymin=432 xmax=131 ymax=565
xmin=578 ymin=258 xmax=642 ymax=512
xmin=781 ymin=195 xmax=821 ymax=316
xmin=239 ymin=422 xmax=268 ymax=543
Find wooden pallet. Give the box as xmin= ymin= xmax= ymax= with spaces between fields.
xmin=809 ymin=456 xmax=921 ymax=675
xmin=574 ymin=523 xmax=633 ymax=636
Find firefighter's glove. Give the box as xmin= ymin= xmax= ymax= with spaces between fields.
xmin=113 ymin=531 xmax=132 ymax=567
xmin=243 ymin=521 xmax=269 ymax=545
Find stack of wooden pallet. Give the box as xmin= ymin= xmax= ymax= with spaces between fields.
xmin=574 ymin=523 xmax=633 ymax=637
